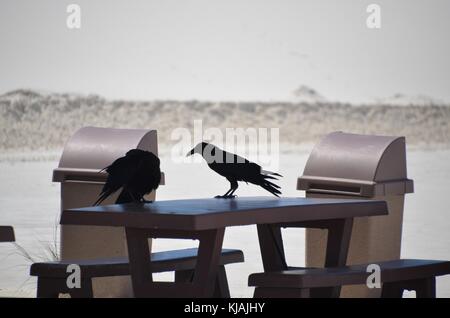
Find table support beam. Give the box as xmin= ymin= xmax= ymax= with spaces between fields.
xmin=258 ymin=218 xmax=354 ymax=298
xmin=125 ymin=227 xmax=225 ymax=298
xmin=257 ymin=224 xmax=287 ymax=271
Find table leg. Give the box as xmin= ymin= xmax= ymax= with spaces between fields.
xmin=175 ymin=266 xmax=231 ymax=298
xmin=315 ymin=218 xmax=354 ymax=298
xmin=257 ymin=224 xmax=287 ymax=271
xmin=192 ymin=228 xmax=226 ymax=297
xmin=324 ymin=218 xmax=354 ymax=268
xmin=125 ymin=227 xmax=225 ymax=298
xmin=268 ymin=218 xmax=354 ymax=298
xmin=125 ymin=228 xmax=153 ymax=297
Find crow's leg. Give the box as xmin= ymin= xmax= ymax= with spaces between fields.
xmin=228 ymin=180 xmax=239 ymax=197
xmin=140 ymin=196 xmax=153 ymax=204
xmin=215 ymin=188 xmax=232 ymax=198
xmin=215 ymin=179 xmax=239 ymax=199
xmin=219 ymin=180 xmax=238 ymax=198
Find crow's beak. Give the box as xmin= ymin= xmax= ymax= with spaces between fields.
xmin=186 ymin=148 xmax=195 ymax=157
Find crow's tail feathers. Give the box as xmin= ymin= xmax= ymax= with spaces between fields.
xmin=97 ymin=165 xmax=111 ymax=176
xmin=271 ymin=172 xmax=283 ymax=178
xmin=93 ymin=190 xmax=113 ymax=206
xmin=115 ymin=189 xmax=134 ymax=204
xmin=262 ymin=170 xmax=283 ymax=178
xmin=260 ymin=175 xmax=282 ymax=197
xmin=93 ymin=188 xmax=134 ymax=206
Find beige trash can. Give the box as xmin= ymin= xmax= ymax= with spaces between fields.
xmin=53 ymin=126 xmax=164 ymax=297
xmin=297 ymin=132 xmax=414 ymax=298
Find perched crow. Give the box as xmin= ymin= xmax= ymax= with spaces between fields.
xmin=94 ymin=149 xmax=161 ymax=205
xmin=187 ymin=142 xmax=282 ymax=198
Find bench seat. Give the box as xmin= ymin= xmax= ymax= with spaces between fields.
xmin=249 ymin=259 xmax=450 ymax=298
xmin=31 ymin=247 xmax=244 ymax=298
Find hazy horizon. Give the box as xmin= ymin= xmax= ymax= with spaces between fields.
xmin=1 ymin=0 xmax=450 ymax=103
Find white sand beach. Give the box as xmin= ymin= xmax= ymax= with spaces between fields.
xmin=1 ymin=147 xmax=449 ymax=297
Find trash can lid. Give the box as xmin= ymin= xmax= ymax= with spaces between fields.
xmin=298 ymin=132 xmax=414 ymax=196
xmin=57 ymin=126 xmax=158 ymax=171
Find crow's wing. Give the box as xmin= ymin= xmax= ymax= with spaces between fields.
xmin=114 ymin=150 xmax=161 ymax=203
xmin=208 ymin=148 xmax=251 ymax=177
xmin=242 ymin=163 xmax=282 ymax=196
xmin=212 ymin=153 xmax=282 ymax=196
xmin=94 ymin=154 xmax=141 ymax=206
xmin=205 ymin=144 xmax=282 ymax=197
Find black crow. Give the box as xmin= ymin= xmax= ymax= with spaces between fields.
xmin=94 ymin=149 xmax=161 ymax=205
xmin=186 ymin=142 xmax=282 ymax=198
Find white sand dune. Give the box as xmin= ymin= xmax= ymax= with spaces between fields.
xmin=1 ymin=90 xmax=450 ymax=155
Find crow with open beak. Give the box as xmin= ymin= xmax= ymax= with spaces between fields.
xmin=187 ymin=142 xmax=282 ymax=198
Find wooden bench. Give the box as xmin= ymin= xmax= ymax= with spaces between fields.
xmin=31 ymin=247 xmax=243 ymax=298
xmin=249 ymin=259 xmax=450 ymax=298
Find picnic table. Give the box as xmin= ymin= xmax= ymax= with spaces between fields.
xmin=0 ymin=226 xmax=15 ymax=243
xmin=61 ymin=196 xmax=388 ymax=298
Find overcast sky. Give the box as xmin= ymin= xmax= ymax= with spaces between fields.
xmin=0 ymin=0 xmax=449 ymax=103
